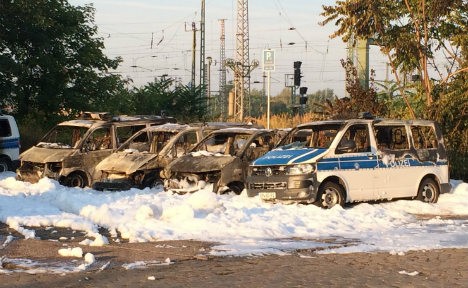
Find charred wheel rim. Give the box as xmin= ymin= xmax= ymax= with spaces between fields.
xmin=67 ymin=173 xmax=87 ymax=188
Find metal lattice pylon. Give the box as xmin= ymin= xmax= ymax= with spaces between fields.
xmin=218 ymin=19 xmax=227 ymax=120
xmin=235 ymin=0 xmax=250 ymax=121
xmin=199 ymin=0 xmax=206 ymax=97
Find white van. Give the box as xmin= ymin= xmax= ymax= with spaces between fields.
xmin=0 ymin=114 xmax=20 ymax=172
xmin=246 ymin=116 xmax=451 ymax=208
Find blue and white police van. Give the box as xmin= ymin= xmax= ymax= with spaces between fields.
xmin=0 ymin=114 xmax=20 ymax=172
xmin=246 ymin=116 xmax=451 ymax=208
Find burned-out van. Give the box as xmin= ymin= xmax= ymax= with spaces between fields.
xmin=92 ymin=123 xmax=229 ymax=191
xmin=161 ymin=128 xmax=280 ymax=194
xmin=246 ymin=116 xmax=451 ymax=208
xmin=16 ymin=112 xmax=175 ymax=187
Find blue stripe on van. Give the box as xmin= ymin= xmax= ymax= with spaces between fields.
xmin=318 ymin=155 xmax=449 ymax=171
xmin=290 ymin=149 xmax=328 ymax=164
xmin=376 ymin=158 xmax=448 ymax=168
xmin=317 ymin=155 xmax=378 ymax=171
xmin=0 ymin=138 xmax=20 ymax=149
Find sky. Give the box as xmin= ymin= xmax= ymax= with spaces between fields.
xmin=68 ymin=0 xmax=388 ymax=97
xmin=1 ymin=172 xmax=468 ymax=273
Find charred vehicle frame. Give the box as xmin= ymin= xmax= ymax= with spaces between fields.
xmin=92 ymin=123 xmax=244 ymax=191
xmin=161 ymin=128 xmax=281 ymax=194
xmin=16 ymin=112 xmax=175 ymax=188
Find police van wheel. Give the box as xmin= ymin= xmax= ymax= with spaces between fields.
xmin=65 ymin=173 xmax=88 ymax=188
xmin=416 ymin=178 xmax=439 ymax=203
xmin=0 ymin=158 xmax=12 ymax=172
xmin=318 ymin=182 xmax=345 ymax=209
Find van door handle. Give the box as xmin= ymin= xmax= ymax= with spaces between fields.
xmin=367 ymin=154 xmax=376 ymax=159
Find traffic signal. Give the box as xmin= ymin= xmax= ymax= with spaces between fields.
xmin=299 ymin=87 xmax=308 ymax=105
xmin=293 ymin=61 xmax=302 ymax=86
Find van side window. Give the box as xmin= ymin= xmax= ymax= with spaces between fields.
xmin=174 ymin=131 xmax=198 ymax=157
xmin=337 ymin=124 xmax=370 ymax=154
xmin=127 ymin=132 xmax=150 ymax=152
xmin=151 ymin=132 xmax=174 ymax=154
xmin=0 ymin=119 xmax=12 ymax=137
xmin=116 ymin=125 xmax=145 ymax=146
xmin=375 ymin=125 xmax=408 ymax=151
xmin=248 ymin=135 xmax=273 ymax=160
xmin=411 ymin=126 xmax=437 ymax=149
xmin=85 ymin=127 xmax=112 ymax=151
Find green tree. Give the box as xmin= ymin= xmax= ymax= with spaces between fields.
xmin=274 ymin=87 xmax=293 ymax=106
xmin=0 ymin=0 xmax=124 ymax=121
xmin=321 ymin=59 xmax=386 ymax=119
xmin=307 ymin=88 xmax=335 ymax=113
xmin=133 ymin=78 xmax=207 ymax=122
xmin=249 ymin=88 xmax=265 ymax=118
xmin=321 ymin=0 xmax=467 ymax=113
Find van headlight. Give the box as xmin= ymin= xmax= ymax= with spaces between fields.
xmin=286 ymin=164 xmax=315 ymax=175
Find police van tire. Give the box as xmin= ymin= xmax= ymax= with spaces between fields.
xmin=0 ymin=158 xmax=12 ymax=172
xmin=318 ymin=182 xmax=345 ymax=209
xmin=65 ymin=172 xmax=88 ymax=188
xmin=416 ymin=178 xmax=439 ymax=203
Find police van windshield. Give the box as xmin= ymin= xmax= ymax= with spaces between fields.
xmin=278 ymin=124 xmax=342 ymax=149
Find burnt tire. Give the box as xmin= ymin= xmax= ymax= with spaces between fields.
xmin=0 ymin=158 xmax=12 ymax=172
xmin=65 ymin=172 xmax=88 ymax=188
xmin=224 ymin=182 xmax=244 ymax=195
xmin=317 ymin=182 xmax=345 ymax=209
xmin=416 ymin=178 xmax=439 ymax=203
xmin=144 ymin=177 xmax=164 ymax=190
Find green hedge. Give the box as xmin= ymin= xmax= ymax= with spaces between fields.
xmin=448 ymin=151 xmax=468 ymax=182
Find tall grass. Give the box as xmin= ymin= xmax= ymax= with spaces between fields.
xmin=248 ymin=112 xmax=325 ymax=129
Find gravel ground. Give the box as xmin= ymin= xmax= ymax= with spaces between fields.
xmin=1 ymin=223 xmax=468 ymax=287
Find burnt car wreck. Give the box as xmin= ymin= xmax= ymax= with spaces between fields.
xmin=92 ymin=123 xmax=228 ymax=191
xmin=16 ymin=112 xmax=175 ymax=188
xmin=161 ymin=128 xmax=280 ymax=194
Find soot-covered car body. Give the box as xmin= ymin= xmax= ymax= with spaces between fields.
xmin=161 ymin=128 xmax=280 ymax=194
xmin=16 ymin=112 xmax=175 ymax=187
xmin=92 ymin=123 xmax=226 ymax=191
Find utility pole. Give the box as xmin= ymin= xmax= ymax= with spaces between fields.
xmin=200 ymin=0 xmax=206 ymax=96
xmin=206 ymin=56 xmax=212 ymax=116
xmin=218 ymin=19 xmax=227 ymax=120
xmin=185 ymin=22 xmax=197 ymax=88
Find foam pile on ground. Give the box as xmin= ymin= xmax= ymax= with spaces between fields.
xmin=1 ymin=172 xmax=468 ymax=255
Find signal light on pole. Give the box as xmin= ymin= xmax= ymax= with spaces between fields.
xmin=299 ymin=87 xmax=308 ymax=105
xmin=293 ymin=61 xmax=302 ymax=86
